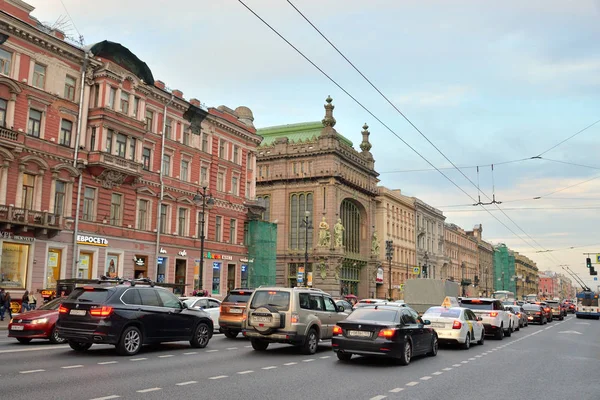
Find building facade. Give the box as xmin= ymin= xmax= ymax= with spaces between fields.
xmin=0 ymin=1 xmax=262 ymax=301
xmin=466 ymin=225 xmax=494 ymax=297
xmin=255 ymin=97 xmax=380 ymax=298
xmin=538 ymin=272 xmax=559 ymax=300
xmin=493 ymin=244 xmax=516 ymax=293
xmin=374 ymin=187 xmax=416 ymax=299
xmin=513 ymin=252 xmax=538 ymax=300
xmin=444 ymin=223 xmax=478 ymax=296
xmin=414 ymin=197 xmax=446 ymax=281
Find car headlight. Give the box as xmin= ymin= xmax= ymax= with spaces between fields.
xmin=31 ymin=318 xmax=48 ymax=325
xmin=9 ymin=318 xmax=13 ymax=324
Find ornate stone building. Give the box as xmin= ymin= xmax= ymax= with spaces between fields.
xmin=414 ymin=198 xmax=446 ymax=281
xmin=444 ymin=223 xmax=478 ymax=296
xmin=513 ymin=252 xmax=538 ymax=299
xmin=466 ymin=225 xmax=494 ymax=297
xmin=255 ymin=97 xmax=380 ymax=298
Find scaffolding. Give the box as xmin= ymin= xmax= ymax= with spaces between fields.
xmin=247 ymin=220 xmax=277 ymax=288
xmin=493 ymin=244 xmax=516 ymax=293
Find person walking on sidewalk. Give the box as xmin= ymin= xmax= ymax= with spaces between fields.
xmin=28 ymin=292 xmax=37 ymax=311
xmin=21 ymin=291 xmax=30 ymax=313
xmin=3 ymin=291 xmax=12 ymax=320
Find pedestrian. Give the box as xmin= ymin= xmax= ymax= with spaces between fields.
xmin=0 ymin=289 xmax=6 ymax=321
xmin=4 ymin=291 xmax=12 ymax=320
xmin=21 ymin=290 xmax=30 ymax=313
xmin=28 ymin=292 xmax=37 ymax=311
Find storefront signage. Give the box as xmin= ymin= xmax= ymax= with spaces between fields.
xmin=178 ymin=250 xmax=187 ymax=257
xmin=0 ymin=231 xmax=34 ymax=242
xmin=157 ymin=257 xmax=164 ymax=264
xmin=77 ymin=235 xmax=108 ymax=246
xmin=205 ymin=252 xmax=233 ymax=261
xmin=240 ymin=258 xmax=254 ymax=263
xmin=376 ymin=267 xmax=384 ymax=284
xmin=159 ymin=248 xmax=167 ymax=254
xmin=134 ymin=257 xmax=145 ymax=266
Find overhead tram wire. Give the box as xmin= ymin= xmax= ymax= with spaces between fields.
xmin=283 ymin=0 xmax=562 ymax=265
xmin=536 ymin=118 xmax=600 ymax=157
xmin=379 ymin=157 xmax=534 ymax=174
xmin=444 ymin=206 xmax=600 ymax=212
xmin=238 ymin=0 xmax=560 ymax=261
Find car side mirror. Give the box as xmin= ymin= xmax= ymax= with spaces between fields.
xmin=478 ymin=317 xmax=483 ymax=321
xmin=337 ymin=305 xmax=345 ymax=312
xmin=180 ymin=302 xmax=187 ymax=309
xmin=422 ymin=320 xmax=431 ymax=325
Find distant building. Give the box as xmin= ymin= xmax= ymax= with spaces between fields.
xmin=466 ymin=225 xmax=494 ymax=297
xmin=513 ymin=252 xmax=539 ymax=300
xmin=493 ymin=244 xmax=516 ymax=293
xmin=444 ymin=223 xmax=478 ymax=296
xmin=414 ymin=198 xmax=447 ymax=281
xmin=538 ymin=271 xmax=559 ymax=299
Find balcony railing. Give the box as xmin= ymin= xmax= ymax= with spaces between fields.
xmin=0 ymin=126 xmax=19 ymax=142
xmin=87 ymin=151 xmax=143 ymax=175
xmin=0 ymin=205 xmax=63 ymax=229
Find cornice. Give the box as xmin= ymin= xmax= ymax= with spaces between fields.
xmin=211 ymin=118 xmax=261 ymax=146
xmin=22 ymin=147 xmax=72 ymax=164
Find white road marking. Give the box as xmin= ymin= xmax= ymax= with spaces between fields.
xmin=183 ymin=352 xmax=198 ymax=355
xmin=284 ymin=362 xmax=297 ymax=366
xmin=62 ymin=365 xmax=84 ymax=369
xmin=158 ymin=355 xmax=174 ymax=358
xmin=302 ymin=359 xmax=315 ymax=362
xmin=442 ymin=367 xmax=453 ymax=371
xmin=207 ymin=349 xmax=219 ymax=353
xmin=406 ymin=381 xmax=419 ymax=386
xmin=453 ymin=364 xmax=462 ymax=367
xmin=468 ymin=358 xmax=476 ymax=361
xmin=130 ymin=358 xmax=147 ymax=361
xmin=320 ymin=356 xmax=331 ymax=359
xmin=226 ymin=347 xmax=238 ymax=350
xmin=238 ymin=370 xmax=254 ymax=375
xmin=461 ymin=361 xmax=469 ymax=364
xmin=98 ymin=361 xmax=118 ymax=365
xmin=136 ymin=388 xmax=161 ymax=393
xmin=576 ymin=322 xmax=590 ymax=325
xmin=19 ymin=369 xmax=45 ymax=374
xmin=244 ymin=345 xmax=252 ymax=348
xmin=369 ymin=396 xmax=387 ymax=400
xmin=262 ymin=366 xmax=277 ymax=370
xmin=209 ymin=375 xmax=228 ymax=380
xmin=176 ymin=381 xmax=197 ymax=386
xmin=0 ymin=345 xmax=69 ymax=354
xmin=432 ymin=371 xmax=443 ymax=376
xmin=389 ymin=388 xmax=404 ymax=393
xmin=88 ymin=396 xmax=120 ymax=400
xmin=420 ymin=376 xmax=432 ymax=381
xmin=475 ymin=355 xmax=482 ymax=358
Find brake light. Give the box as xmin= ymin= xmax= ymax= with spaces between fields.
xmin=83 ymin=286 xmax=95 ymax=291
xmin=333 ymin=325 xmax=343 ymax=336
xmin=58 ymin=305 xmax=68 ymax=314
xmin=536 ymin=312 xmax=541 ymax=315
xmin=268 ymin=291 xmax=277 ymax=295
xmin=290 ymin=313 xmax=299 ymax=324
xmin=89 ymin=306 xmax=113 ymax=317
xmin=470 ymin=299 xmax=482 ymax=303
xmin=378 ymin=328 xmax=397 ymax=338
xmin=490 ymin=312 xmax=498 ymax=317
xmin=517 ymin=313 xmax=522 ymax=318
xmin=452 ymin=320 xmax=462 ymax=329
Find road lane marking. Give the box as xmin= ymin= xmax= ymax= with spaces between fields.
xmin=442 ymin=368 xmax=453 ymax=371
xmin=19 ymin=369 xmax=45 ymax=374
xmin=302 ymin=359 xmax=315 ymax=362
xmin=432 ymin=371 xmax=443 ymax=375
xmin=176 ymin=381 xmax=197 ymax=386
xmin=209 ymin=375 xmax=228 ymax=380
xmin=158 ymin=355 xmax=174 ymax=358
xmin=453 ymin=364 xmax=462 ymax=367
xmin=226 ymin=347 xmax=238 ymax=350
xmin=244 ymin=345 xmax=252 ymax=348
xmin=207 ymin=350 xmax=219 ymax=353
xmin=89 ymin=396 xmax=120 ymax=400
xmin=238 ymin=370 xmax=254 ymax=374
xmin=406 ymin=382 xmax=419 ymax=386
xmin=389 ymin=388 xmax=404 ymax=393
xmin=420 ymin=376 xmax=432 ymax=381
xmin=136 ymin=388 xmax=161 ymax=393
xmin=262 ymin=366 xmax=277 ymax=370
xmin=0 ymin=345 xmax=69 ymax=354
xmin=62 ymin=365 xmax=84 ymax=369
xmin=369 ymin=396 xmax=387 ymax=400
xmin=284 ymin=362 xmax=297 ymax=366
xmin=475 ymin=355 xmax=482 ymax=358
xmin=468 ymin=358 xmax=476 ymax=361
xmin=98 ymin=361 xmax=118 ymax=365
xmin=130 ymin=358 xmax=147 ymax=361
xmin=183 ymin=352 xmax=198 ymax=355
xmin=461 ymin=361 xmax=469 ymax=364
xmin=319 ymin=356 xmax=331 ymax=359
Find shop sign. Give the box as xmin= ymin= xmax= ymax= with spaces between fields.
xmin=205 ymin=252 xmax=232 ymax=261
xmin=157 ymin=257 xmax=164 ymax=264
xmin=77 ymin=235 xmax=108 ymax=246
xmin=240 ymin=257 xmax=254 ymax=263
xmin=134 ymin=257 xmax=145 ymax=266
xmin=159 ymin=248 xmax=167 ymax=254
xmin=376 ymin=267 xmax=384 ymax=284
xmin=178 ymin=250 xmax=187 ymax=257
xmin=0 ymin=231 xmax=34 ymax=242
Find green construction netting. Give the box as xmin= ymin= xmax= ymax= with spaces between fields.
xmin=247 ymin=221 xmax=277 ymax=288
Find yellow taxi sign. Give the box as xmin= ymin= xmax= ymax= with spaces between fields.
xmin=441 ymin=296 xmax=460 ymax=308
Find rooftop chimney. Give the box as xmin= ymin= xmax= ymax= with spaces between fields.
xmin=190 ymin=98 xmax=201 ymax=107
xmin=154 ymin=80 xmax=165 ymax=90
xmin=172 ymin=89 xmax=183 ymax=99
xmin=50 ymin=29 xmax=65 ymax=40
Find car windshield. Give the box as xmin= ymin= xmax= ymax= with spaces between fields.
xmin=223 ymin=292 xmax=252 ymax=303
xmin=250 ymin=290 xmax=290 ymax=311
xmin=423 ymin=307 xmax=461 ymax=318
xmin=38 ymin=297 xmax=64 ymax=310
xmin=67 ymin=288 xmax=111 ymax=303
xmin=347 ymin=308 xmax=398 ymax=322
xmin=523 ymin=304 xmax=541 ymax=311
xmin=461 ymin=301 xmax=493 ymax=310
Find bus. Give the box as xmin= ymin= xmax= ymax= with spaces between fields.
xmin=525 ymin=294 xmax=538 ymax=303
xmin=575 ymin=290 xmax=599 ymax=319
xmin=491 ymin=290 xmax=515 ymax=301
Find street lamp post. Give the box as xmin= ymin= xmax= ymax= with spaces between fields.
xmin=193 ymin=183 xmax=214 ymax=292
xmin=423 ymin=252 xmax=429 ymax=279
xmin=300 ymin=211 xmax=311 ymax=287
xmin=461 ymin=262 xmax=466 ymax=297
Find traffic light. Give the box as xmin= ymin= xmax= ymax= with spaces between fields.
xmin=385 ymin=240 xmax=394 ymax=261
xmin=586 ymin=258 xmax=592 ymax=268
xmin=422 ymin=265 xmax=428 ymax=278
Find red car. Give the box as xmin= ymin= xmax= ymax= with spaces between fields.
xmin=8 ymin=297 xmax=66 ymax=344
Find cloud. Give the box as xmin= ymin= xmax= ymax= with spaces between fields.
xmin=394 ymin=85 xmax=473 ymax=107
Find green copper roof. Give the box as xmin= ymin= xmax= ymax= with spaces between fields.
xmin=257 ymin=121 xmax=353 ymax=147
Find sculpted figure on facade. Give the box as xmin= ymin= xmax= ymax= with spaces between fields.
xmin=318 ymin=217 xmax=331 ymax=247
xmin=334 ymin=218 xmax=345 ymax=248
xmin=371 ymin=231 xmax=379 ymax=255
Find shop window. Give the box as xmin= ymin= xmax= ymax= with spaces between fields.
xmin=46 ymin=249 xmax=61 ymax=289
xmin=212 ymin=262 xmax=221 ymax=295
xmin=175 ymin=259 xmax=186 ymax=295
xmin=0 ymin=242 xmax=30 ymax=289
xmin=241 ymin=264 xmax=248 ymax=288
xmin=105 ymin=254 xmax=119 ymax=278
xmin=227 ymin=263 xmax=235 ymax=292
xmin=78 ymin=252 xmax=93 ymax=279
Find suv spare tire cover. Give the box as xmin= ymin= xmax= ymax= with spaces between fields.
xmin=251 ymin=305 xmax=281 ymax=335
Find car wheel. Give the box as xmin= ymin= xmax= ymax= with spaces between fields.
xmin=190 ymin=322 xmax=211 ymax=348
xmin=16 ymin=338 xmax=32 ymax=344
xmin=117 ymin=326 xmax=142 ymax=356
xmin=223 ymin=329 xmax=239 ymax=339
xmin=398 ymin=340 xmax=412 ymax=366
xmin=49 ymin=327 xmax=67 ymax=344
xmin=302 ymin=328 xmax=319 ymax=355
xmin=515 ymin=323 xmax=520 ymax=332
xmin=427 ymin=335 xmax=438 ymax=356
xmin=251 ymin=339 xmax=269 ymax=351
xmin=477 ymin=330 xmax=485 ymax=345
xmin=461 ymin=332 xmax=471 ymax=350
xmin=504 ymin=325 xmax=512 ymax=337
xmin=69 ymin=341 xmax=92 ymax=352
xmin=337 ymin=351 xmax=352 ymax=361
xmin=495 ymin=325 xmax=503 ymax=340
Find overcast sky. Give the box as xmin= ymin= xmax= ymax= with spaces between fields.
xmin=28 ymin=0 xmax=600 ymax=290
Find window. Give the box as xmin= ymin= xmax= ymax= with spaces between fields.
xmin=200 ymin=166 xmax=208 ymax=184
xmin=0 ymin=98 xmax=6 ymax=127
xmin=212 ymin=262 xmax=221 ymax=295
xmin=110 ymin=193 xmax=122 ymax=225
xmin=93 ymin=84 xmax=100 ymax=107
xmin=289 ymin=192 xmax=313 ymax=250
xmin=159 ymin=204 xmax=168 ymax=234
xmin=21 ymin=173 xmax=35 ymax=209
xmin=233 ymin=145 xmax=239 ymax=163
xmin=217 ymin=172 xmax=224 ymax=192
xmin=138 ymin=199 xmax=148 ymax=230
xmin=201 ymin=133 xmax=209 ymax=152
xmin=257 ymin=195 xmax=270 ymax=221
xmin=139 ymin=289 xmax=161 ymax=307
xmin=120 ymin=92 xmax=129 ymax=113
xmin=116 ymin=133 xmax=127 ymax=158
xmin=215 ymin=216 xmax=222 ymax=242
xmin=90 ymin=127 xmax=96 ymax=151
xmin=59 ymin=120 xmax=72 ymax=147
xmin=164 ymin=118 xmax=172 ymax=139
xmin=108 ymin=87 xmax=116 ymax=109
xmin=145 ymin=109 xmax=154 ymax=131
xmin=231 ymin=176 xmax=238 ymax=195
xmin=129 ymin=137 xmax=136 ymax=161
xmin=178 ymin=208 xmax=188 ymax=236
xmin=219 ymin=140 xmax=226 ymax=158
xmin=82 ymin=187 xmax=95 ymax=221
xmin=229 ymin=219 xmax=236 ymax=244
xmin=142 ymin=147 xmax=151 ymax=171
xmin=132 ymin=97 xmax=139 ymax=118
xmin=63 ymin=75 xmax=76 ymax=101
xmin=162 ymin=154 xmax=171 ymax=176
xmin=0 ymin=48 xmax=11 ymax=76
xmin=54 ymin=181 xmax=66 ymax=216
xmin=340 ymin=199 xmax=361 ymax=253
xmin=121 ymin=289 xmax=142 ymax=305
xmin=183 ymin=129 xmax=190 ymax=146
xmin=32 ymin=63 xmax=45 ymax=89
xmin=106 ymin=129 xmax=113 ymax=153
xmin=180 ymin=160 xmax=189 ymax=182
xmin=157 ymin=290 xmax=182 ymax=308
xmin=27 ymin=109 xmax=42 ymax=137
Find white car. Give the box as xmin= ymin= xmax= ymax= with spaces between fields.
xmin=460 ymin=298 xmax=512 ymax=340
xmin=353 ymin=299 xmax=386 ymax=310
xmin=422 ymin=306 xmax=485 ymax=349
xmin=504 ymin=306 xmax=521 ymax=332
xmin=181 ymin=297 xmax=221 ymax=331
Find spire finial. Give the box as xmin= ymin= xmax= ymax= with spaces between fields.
xmin=321 ymin=95 xmax=336 ymax=128
xmin=360 ymin=123 xmax=372 ymax=152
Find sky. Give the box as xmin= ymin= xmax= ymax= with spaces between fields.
xmin=27 ymin=0 xmax=600 ymax=290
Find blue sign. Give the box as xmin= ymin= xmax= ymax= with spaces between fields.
xmin=594 ymin=277 xmax=598 ymax=281
xmin=213 ymin=262 xmax=221 ymax=270
xmin=297 ymin=272 xmax=304 ymax=283
xmin=157 ymin=257 xmax=164 ymax=264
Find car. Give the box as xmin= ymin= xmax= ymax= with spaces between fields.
xmin=563 ymin=301 xmax=576 ymax=314
xmin=332 ymin=305 xmax=438 ymax=365
xmin=532 ymin=301 xmax=552 ymax=322
xmin=505 ymin=305 xmax=528 ymax=328
xmin=242 ymin=287 xmax=348 ymax=354
xmin=181 ymin=297 xmax=221 ymax=331
xmin=523 ymin=303 xmax=546 ymax=324
xmin=545 ymin=300 xmax=564 ymax=320
xmin=353 ymin=298 xmax=386 ymax=310
xmin=460 ymin=298 xmax=511 ymax=339
xmin=8 ymin=297 xmax=67 ymax=344
xmin=504 ymin=306 xmax=521 ymax=332
xmin=422 ymin=306 xmax=485 ymax=349
xmin=334 ymin=299 xmax=354 ymax=313
xmin=56 ymin=279 xmax=214 ymax=356
xmin=219 ymin=289 xmax=254 ymax=338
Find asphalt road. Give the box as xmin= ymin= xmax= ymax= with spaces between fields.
xmin=1 ymin=315 xmax=598 ymax=400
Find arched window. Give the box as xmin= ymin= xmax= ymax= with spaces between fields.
xmin=340 ymin=199 xmax=360 ymax=253
xmin=289 ymin=192 xmax=313 ymax=250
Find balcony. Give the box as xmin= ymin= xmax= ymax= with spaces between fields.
xmin=87 ymin=151 xmax=143 ymax=189
xmin=0 ymin=126 xmax=23 ymax=149
xmin=0 ymin=205 xmax=66 ymax=238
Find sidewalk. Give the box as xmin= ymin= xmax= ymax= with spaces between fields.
xmin=0 ymin=313 xmax=22 ymax=330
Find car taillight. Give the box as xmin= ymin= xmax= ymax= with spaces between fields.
xmin=378 ymin=328 xmax=397 ymax=338
xmin=219 ymin=306 xmax=223 ymax=313
xmin=333 ymin=325 xmax=343 ymax=336
xmin=89 ymin=306 xmax=113 ymax=317
xmin=517 ymin=313 xmax=522 ymax=317
xmin=490 ymin=312 xmax=498 ymax=317
xmin=58 ymin=305 xmax=68 ymax=314
xmin=452 ymin=320 xmax=462 ymax=329
xmin=290 ymin=313 xmax=299 ymax=324
xmin=536 ymin=312 xmax=541 ymax=315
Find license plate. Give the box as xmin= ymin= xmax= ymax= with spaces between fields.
xmin=70 ymin=309 xmax=86 ymax=316
xmin=431 ymin=323 xmax=445 ymax=328
xmin=253 ymin=316 xmax=271 ymax=323
xmin=229 ymin=308 xmax=243 ymax=314
xmin=348 ymin=330 xmax=371 ymax=338
xmin=11 ymin=325 xmax=24 ymax=331
xmin=527 ymin=316 xmax=533 ymax=320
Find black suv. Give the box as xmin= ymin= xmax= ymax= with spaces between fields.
xmin=56 ymin=279 xmax=213 ymax=356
